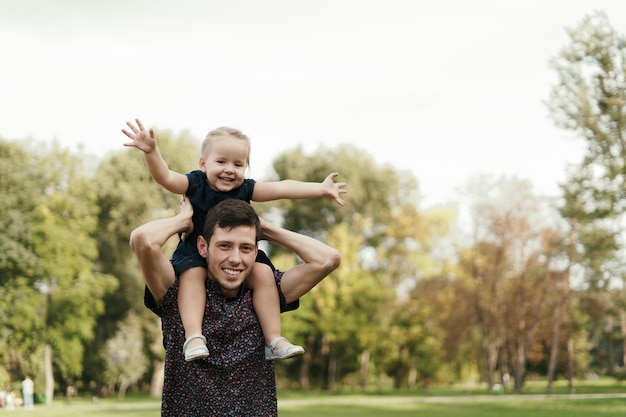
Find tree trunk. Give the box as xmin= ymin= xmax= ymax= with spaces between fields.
xmin=485 ymin=342 xmax=498 ymax=392
xmin=118 ymin=380 xmax=129 ymax=399
xmin=299 ymin=335 xmax=315 ymax=389
xmin=621 ymin=310 xmax=626 ymax=367
xmin=149 ymin=360 xmax=164 ymax=398
xmin=546 ymin=305 xmax=562 ymax=394
xmin=321 ymin=334 xmax=330 ymax=390
xmin=394 ymin=365 xmax=405 ymax=389
xmin=546 ymin=271 xmax=568 ymax=395
xmin=394 ymin=346 xmax=409 ymax=389
xmin=360 ymin=350 xmax=370 ymax=389
xmin=567 ymin=335 xmax=575 ymax=393
xmin=548 ymin=252 xmax=572 ymax=393
xmin=513 ymin=342 xmax=526 ymax=394
xmin=44 ymin=343 xmax=54 ymax=404
xmin=407 ymin=367 xmax=417 ymax=389
xmin=327 ymin=354 xmax=337 ymax=392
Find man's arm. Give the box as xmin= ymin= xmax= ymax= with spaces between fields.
xmin=129 ymin=197 xmax=193 ymax=300
xmin=122 ymin=118 xmax=189 ymax=194
xmin=260 ymin=220 xmax=340 ymax=304
xmin=252 ymin=172 xmax=347 ymax=206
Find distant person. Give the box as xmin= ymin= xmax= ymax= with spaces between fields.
xmin=21 ymin=376 xmax=34 ymax=409
xmin=130 ymin=198 xmax=341 ymax=415
xmin=5 ymin=390 xmax=14 ymax=410
xmin=123 ymin=118 xmax=346 ymax=362
xmin=64 ymin=380 xmax=76 ymax=404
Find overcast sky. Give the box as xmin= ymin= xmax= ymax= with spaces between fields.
xmin=2 ymin=0 xmax=626 ymax=207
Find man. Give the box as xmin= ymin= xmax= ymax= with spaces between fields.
xmin=21 ymin=376 xmax=34 ymax=409
xmin=130 ymin=198 xmax=340 ymax=416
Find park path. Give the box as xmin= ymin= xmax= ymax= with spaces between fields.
xmin=278 ymin=392 xmax=626 ymax=407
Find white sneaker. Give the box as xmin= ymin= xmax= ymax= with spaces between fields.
xmin=183 ymin=334 xmax=210 ymax=362
xmin=265 ymin=336 xmax=305 ymax=361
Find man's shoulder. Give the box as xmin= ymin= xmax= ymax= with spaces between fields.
xmin=144 ymin=281 xmax=179 ymax=317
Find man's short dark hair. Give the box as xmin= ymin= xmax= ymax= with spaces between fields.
xmin=203 ymin=199 xmax=261 ymax=241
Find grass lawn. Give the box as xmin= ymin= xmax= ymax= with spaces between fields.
xmin=279 ymin=396 xmax=626 ymax=417
xmin=6 ymin=396 xmax=626 ymax=417
xmin=4 ymin=397 xmax=160 ymax=417
xmin=7 ymin=378 xmax=626 ymax=416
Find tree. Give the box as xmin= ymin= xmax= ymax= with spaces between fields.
xmin=547 ymin=10 xmax=626 ymax=288
xmin=90 ymin=129 xmax=198 ymax=394
xmin=0 ymin=140 xmax=117 ymax=402
xmin=0 ymin=140 xmax=43 ymax=383
xmin=458 ymin=175 xmax=567 ymax=393
xmin=547 ymin=10 xmax=626 ymax=379
xmin=103 ymin=312 xmax=149 ymax=399
xmin=381 ymin=275 xmax=459 ymax=390
xmin=267 ymin=145 xmax=451 ymax=389
xmin=31 ymin=145 xmax=118 ymax=403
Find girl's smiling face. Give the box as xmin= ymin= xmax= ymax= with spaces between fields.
xmin=200 ymin=135 xmax=250 ymax=192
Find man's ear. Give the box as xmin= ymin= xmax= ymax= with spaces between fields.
xmin=197 ymin=236 xmax=208 ymax=258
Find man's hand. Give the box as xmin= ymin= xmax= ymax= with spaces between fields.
xmin=179 ymin=195 xmax=194 ymax=240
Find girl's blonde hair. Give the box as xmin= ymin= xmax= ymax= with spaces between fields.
xmin=201 ymin=127 xmax=251 ymax=166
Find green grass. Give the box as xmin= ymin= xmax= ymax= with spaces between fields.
xmin=7 ymin=379 xmax=626 ymax=417
xmin=9 ymin=396 xmax=626 ymax=417
xmin=279 ymin=397 xmax=626 ymax=417
xmin=4 ymin=397 xmax=160 ymax=417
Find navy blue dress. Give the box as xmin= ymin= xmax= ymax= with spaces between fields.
xmin=171 ymin=170 xmax=265 ymax=273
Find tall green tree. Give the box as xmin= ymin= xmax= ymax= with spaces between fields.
xmin=267 ymin=145 xmax=450 ymax=389
xmin=32 ymin=145 xmax=117 ymax=403
xmin=547 ymin=10 xmax=626 ymax=376
xmin=0 ymin=140 xmax=117 ymax=402
xmin=88 ymin=129 xmax=198 ymax=393
xmin=0 ymin=140 xmax=43 ymax=381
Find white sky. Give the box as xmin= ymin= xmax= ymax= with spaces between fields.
xmin=2 ymin=0 xmax=625 ymax=207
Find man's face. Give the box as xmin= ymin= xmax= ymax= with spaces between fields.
xmin=197 ymin=225 xmax=258 ymax=297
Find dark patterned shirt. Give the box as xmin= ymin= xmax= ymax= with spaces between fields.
xmin=145 ymin=278 xmax=277 ymax=416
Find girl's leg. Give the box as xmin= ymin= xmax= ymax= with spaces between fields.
xmin=247 ymin=262 xmax=304 ymax=360
xmin=247 ymin=263 xmax=281 ymax=345
xmin=178 ymin=267 xmax=210 ymax=361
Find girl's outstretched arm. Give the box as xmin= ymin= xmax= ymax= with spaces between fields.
xmin=252 ymin=172 xmax=347 ymax=206
xmin=123 ymin=118 xmax=189 ymax=194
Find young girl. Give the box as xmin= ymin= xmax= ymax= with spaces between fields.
xmin=123 ymin=118 xmax=346 ymax=361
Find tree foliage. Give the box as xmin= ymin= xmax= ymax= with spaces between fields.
xmin=548 ymin=11 xmax=626 ymax=217
xmin=547 ymin=11 xmax=626 ymax=377
xmin=548 ymin=10 xmax=626 ymax=289
xmin=0 ymin=139 xmax=117 ymax=397
xmin=0 ymin=141 xmax=40 ymax=282
xmin=82 ymin=129 xmax=198 ymax=389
